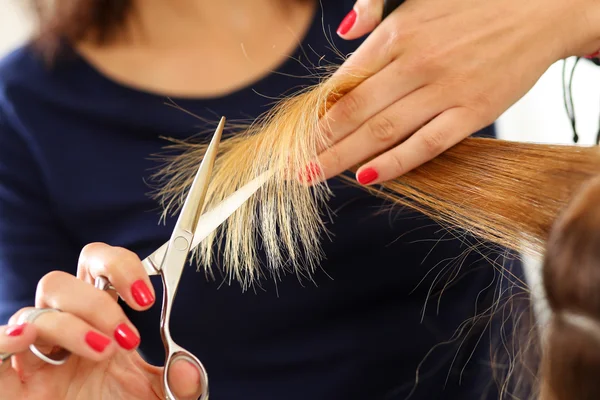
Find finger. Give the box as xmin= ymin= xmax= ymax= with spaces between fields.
xmin=0 ymin=323 xmax=37 ymax=367
xmin=317 ymin=85 xmax=447 ymax=180
xmin=331 ymin=0 xmax=410 ymax=81
xmin=318 ymin=60 xmax=426 ymax=151
xmin=167 ymin=359 xmax=204 ymax=400
xmin=35 ymin=271 xmax=141 ymax=352
xmin=0 ymin=323 xmax=35 ymax=393
xmin=78 ymin=242 xmax=155 ymax=310
xmin=355 ymin=107 xmax=483 ymax=184
xmin=337 ymin=0 xmax=384 ymax=39
xmin=9 ymin=307 xmax=116 ymax=373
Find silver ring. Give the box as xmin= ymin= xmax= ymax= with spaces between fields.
xmin=17 ymin=308 xmax=70 ymax=366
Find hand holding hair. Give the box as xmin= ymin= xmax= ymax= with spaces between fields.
xmin=316 ymin=0 xmax=600 ymax=185
xmin=154 ymin=0 xmax=600 ymax=287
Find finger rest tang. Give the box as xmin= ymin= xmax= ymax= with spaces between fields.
xmin=94 ymin=276 xmax=116 ymax=292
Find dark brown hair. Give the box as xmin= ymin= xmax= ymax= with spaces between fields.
xmin=541 ymin=174 xmax=600 ymax=400
xmin=31 ymin=0 xmax=132 ymax=57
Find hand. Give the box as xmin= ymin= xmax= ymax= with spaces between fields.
xmin=317 ymin=0 xmax=600 ymax=185
xmin=0 ymin=243 xmax=202 ymax=400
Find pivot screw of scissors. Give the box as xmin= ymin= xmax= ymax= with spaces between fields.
xmin=174 ymin=236 xmax=189 ymax=251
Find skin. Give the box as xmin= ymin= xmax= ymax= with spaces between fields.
xmin=3 ymin=0 xmax=600 ymax=396
xmin=318 ymin=0 xmax=600 ymax=184
xmin=2 ymin=2 xmax=318 ymax=397
xmin=0 ymin=243 xmax=202 ymax=399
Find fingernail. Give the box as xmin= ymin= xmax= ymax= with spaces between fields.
xmin=585 ymin=50 xmax=600 ymax=59
xmin=299 ymin=162 xmax=321 ymax=183
xmin=337 ymin=9 xmax=357 ymax=36
xmin=114 ymin=323 xmax=140 ymax=350
xmin=5 ymin=323 xmax=26 ymax=337
xmin=85 ymin=331 xmax=111 ymax=353
xmin=131 ymin=280 xmax=154 ymax=307
xmin=357 ymin=167 xmax=378 ymax=185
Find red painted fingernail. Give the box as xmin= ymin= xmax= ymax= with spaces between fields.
xmin=585 ymin=50 xmax=600 ymax=59
xmin=85 ymin=331 xmax=111 ymax=352
xmin=5 ymin=323 xmax=26 ymax=337
xmin=299 ymin=162 xmax=321 ymax=183
xmin=357 ymin=167 xmax=378 ymax=185
xmin=114 ymin=323 xmax=140 ymax=350
xmin=131 ymin=280 xmax=154 ymax=307
xmin=337 ymin=9 xmax=357 ymax=36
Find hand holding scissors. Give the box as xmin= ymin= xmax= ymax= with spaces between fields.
xmin=0 ymin=117 xmax=270 ymax=400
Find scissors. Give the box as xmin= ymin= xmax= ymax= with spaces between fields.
xmin=94 ymin=116 xmax=270 ymax=400
xmin=1 ymin=117 xmax=271 ymax=400
xmin=3 ymin=0 xmax=408 ymax=388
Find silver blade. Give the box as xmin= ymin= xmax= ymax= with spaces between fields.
xmin=142 ymin=171 xmax=271 ymax=275
xmin=172 ymin=117 xmax=224 ymax=237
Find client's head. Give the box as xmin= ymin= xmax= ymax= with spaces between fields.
xmin=541 ymin=174 xmax=600 ymax=400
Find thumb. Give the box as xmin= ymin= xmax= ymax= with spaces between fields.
xmin=337 ymin=0 xmax=384 ymax=39
xmin=165 ymin=358 xmax=206 ymax=400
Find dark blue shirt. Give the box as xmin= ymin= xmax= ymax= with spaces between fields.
xmin=0 ymin=2 xmax=525 ymax=399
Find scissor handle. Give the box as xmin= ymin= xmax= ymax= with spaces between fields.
xmin=94 ymin=275 xmax=209 ymax=400
xmin=163 ymin=342 xmax=210 ymax=400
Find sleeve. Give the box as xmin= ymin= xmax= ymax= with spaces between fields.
xmin=0 ymin=105 xmax=78 ymax=324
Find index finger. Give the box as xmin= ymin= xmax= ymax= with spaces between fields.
xmin=77 ymin=243 xmax=156 ymax=311
xmin=317 ymin=9 xmax=406 ymax=151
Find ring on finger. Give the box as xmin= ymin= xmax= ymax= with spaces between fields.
xmin=17 ymin=308 xmax=70 ymax=366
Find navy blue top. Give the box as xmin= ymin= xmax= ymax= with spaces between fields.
xmin=0 ymin=2 xmax=525 ymax=399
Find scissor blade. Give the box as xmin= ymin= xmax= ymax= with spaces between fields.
xmin=142 ymin=171 xmax=271 ymax=275
xmin=173 ymin=117 xmax=224 ymax=237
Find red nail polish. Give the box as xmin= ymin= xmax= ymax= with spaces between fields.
xmin=5 ymin=324 xmax=26 ymax=337
xmin=131 ymin=280 xmax=154 ymax=307
xmin=299 ymin=162 xmax=321 ymax=183
xmin=337 ymin=9 xmax=357 ymax=36
xmin=585 ymin=50 xmax=600 ymax=59
xmin=85 ymin=331 xmax=111 ymax=353
xmin=114 ymin=323 xmax=140 ymax=350
xmin=357 ymin=167 xmax=378 ymax=185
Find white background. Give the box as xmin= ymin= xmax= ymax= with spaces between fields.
xmin=3 ymin=0 xmax=600 ymax=322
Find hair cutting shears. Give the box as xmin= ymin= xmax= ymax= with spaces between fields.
xmin=0 ymin=117 xmax=270 ymax=400
xmin=3 ymin=1 xmax=408 ymax=391
xmin=95 ymin=117 xmax=270 ymax=400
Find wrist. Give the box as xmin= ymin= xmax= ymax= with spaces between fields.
xmin=560 ymin=0 xmax=600 ymax=58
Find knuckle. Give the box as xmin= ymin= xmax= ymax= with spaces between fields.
xmin=422 ymin=130 xmax=446 ymax=156
xmin=78 ymin=242 xmax=107 ymax=268
xmin=105 ymin=247 xmax=140 ymax=271
xmin=381 ymin=30 xmax=400 ymax=60
xmin=318 ymin=118 xmax=334 ymax=143
xmin=337 ymin=93 xmax=364 ymax=123
xmin=80 ymin=242 xmax=106 ymax=258
xmin=470 ymin=92 xmax=493 ymax=117
xmin=80 ymin=243 xmax=141 ymax=278
xmin=36 ymin=271 xmax=67 ymax=296
xmin=405 ymin=44 xmax=444 ymax=76
xmin=380 ymin=26 xmax=413 ymax=60
xmin=388 ymin=152 xmax=406 ymax=177
xmin=367 ymin=115 xmax=397 ymax=143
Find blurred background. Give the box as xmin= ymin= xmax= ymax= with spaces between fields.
xmin=3 ymin=0 xmax=600 ymax=324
